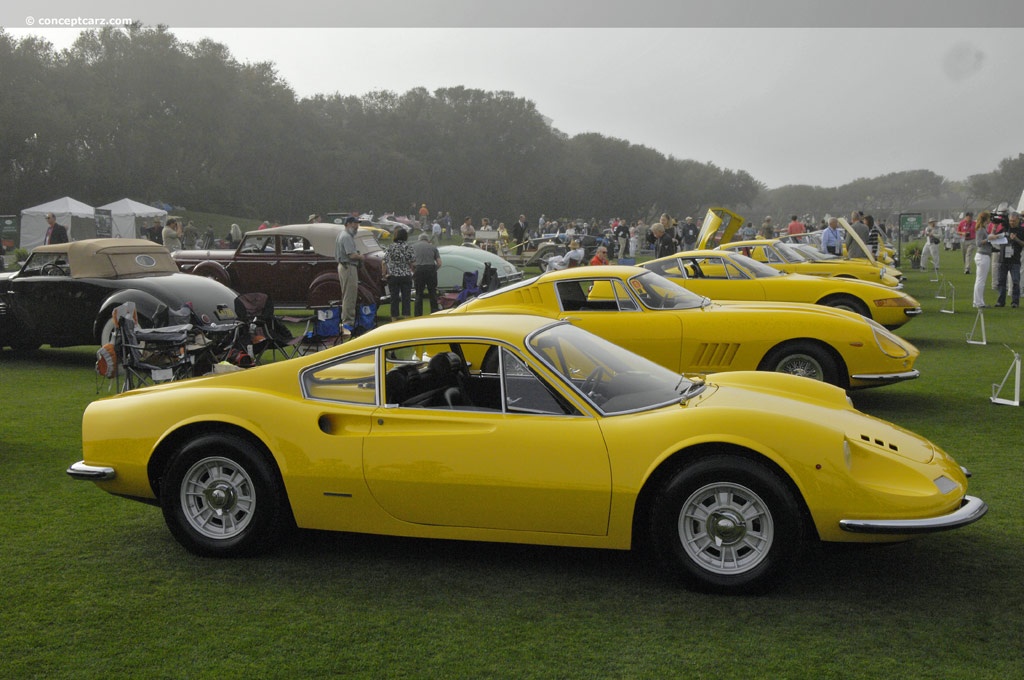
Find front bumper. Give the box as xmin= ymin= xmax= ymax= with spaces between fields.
xmin=67 ymin=461 xmax=116 ymax=481
xmin=839 ymin=495 xmax=988 ymax=534
xmin=850 ymin=369 xmax=920 ymax=385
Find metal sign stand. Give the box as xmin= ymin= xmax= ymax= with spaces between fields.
xmin=939 ymin=281 xmax=956 ymax=314
xmin=991 ymin=346 xmax=1021 ymax=406
xmin=929 ymin=262 xmax=940 ymax=283
xmin=934 ymin=275 xmax=947 ymax=299
xmin=966 ymin=307 xmax=987 ymax=345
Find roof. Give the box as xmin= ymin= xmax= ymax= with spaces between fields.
xmin=32 ymin=238 xmax=179 ymax=278
xmin=96 ymin=198 xmax=167 ymax=217
xmin=21 ymin=196 xmax=95 ymax=217
xmin=246 ymin=223 xmax=382 ymax=257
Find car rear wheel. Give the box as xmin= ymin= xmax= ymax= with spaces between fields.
xmin=761 ymin=341 xmax=840 ymax=386
xmin=160 ymin=433 xmax=289 ymax=557
xmin=649 ymin=455 xmax=805 ymax=594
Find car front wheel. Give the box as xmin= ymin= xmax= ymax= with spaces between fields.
xmin=160 ymin=433 xmax=290 ymax=557
xmin=649 ymin=455 xmax=805 ymax=594
xmin=761 ymin=341 xmax=840 ymax=386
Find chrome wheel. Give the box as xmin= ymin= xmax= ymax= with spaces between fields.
xmin=773 ymin=352 xmax=825 ymax=381
xmin=179 ymin=456 xmax=256 ymax=540
xmin=677 ymin=481 xmax=774 ymax=575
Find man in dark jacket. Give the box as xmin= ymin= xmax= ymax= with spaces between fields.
xmin=44 ymin=213 xmax=69 ymax=245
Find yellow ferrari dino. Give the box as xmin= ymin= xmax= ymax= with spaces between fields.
xmin=68 ymin=314 xmax=985 ymax=594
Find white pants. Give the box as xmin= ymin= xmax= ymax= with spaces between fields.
xmin=973 ymin=253 xmax=991 ymax=307
xmin=921 ymin=242 xmax=941 ymax=270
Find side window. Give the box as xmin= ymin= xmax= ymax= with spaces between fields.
xmin=301 ymin=350 xmax=377 ymax=404
xmin=610 ymin=279 xmax=639 ymax=311
xmin=502 ymin=349 xmax=578 ymax=415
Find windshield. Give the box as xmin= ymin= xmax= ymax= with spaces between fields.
xmin=723 ymin=252 xmax=784 ymax=278
xmin=774 ymin=242 xmax=811 ymax=263
xmin=528 ymin=323 xmax=699 ymax=414
xmin=628 ymin=271 xmax=706 ymax=310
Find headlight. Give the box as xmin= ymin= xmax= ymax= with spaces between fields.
xmin=879 ymin=267 xmax=887 ymax=279
xmin=871 ymin=325 xmax=910 ymax=358
xmin=873 ymin=296 xmax=918 ymax=308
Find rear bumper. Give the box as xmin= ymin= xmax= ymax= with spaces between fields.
xmin=839 ymin=495 xmax=988 ymax=534
xmin=66 ymin=460 xmax=116 ymax=481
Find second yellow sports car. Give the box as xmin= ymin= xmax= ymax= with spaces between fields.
xmin=699 ymin=208 xmax=903 ymax=287
xmin=643 ymin=250 xmax=921 ymax=329
xmin=445 ymin=267 xmax=919 ymax=389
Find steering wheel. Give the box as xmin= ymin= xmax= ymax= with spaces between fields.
xmin=580 ymin=366 xmax=606 ymax=397
xmin=41 ymin=263 xmax=65 ymax=276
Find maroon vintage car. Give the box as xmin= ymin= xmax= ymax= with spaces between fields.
xmin=172 ymin=224 xmax=384 ymax=308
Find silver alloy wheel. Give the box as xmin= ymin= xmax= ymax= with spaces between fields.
xmin=179 ymin=456 xmax=257 ymax=540
xmin=677 ymin=481 xmax=775 ymax=575
xmin=773 ymin=352 xmax=825 ymax=381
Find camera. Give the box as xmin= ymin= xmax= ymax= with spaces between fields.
xmin=991 ymin=201 xmax=1011 ymax=227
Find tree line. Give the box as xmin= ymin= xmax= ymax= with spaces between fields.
xmin=1 ymin=25 xmax=1021 ymax=227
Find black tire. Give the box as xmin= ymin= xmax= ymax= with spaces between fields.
xmin=648 ymin=455 xmax=805 ymax=594
xmin=821 ymin=294 xmax=870 ymax=319
xmin=760 ymin=341 xmax=841 ymax=386
xmin=160 ymin=433 xmax=289 ymax=557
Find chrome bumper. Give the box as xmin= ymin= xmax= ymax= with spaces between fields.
xmin=839 ymin=495 xmax=988 ymax=534
xmin=66 ymin=461 xmax=116 ymax=481
xmin=851 ymin=369 xmax=920 ymax=384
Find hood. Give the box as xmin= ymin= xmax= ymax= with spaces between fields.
xmin=697 ymin=207 xmax=746 ymax=249
xmin=837 ymin=218 xmax=879 ymax=265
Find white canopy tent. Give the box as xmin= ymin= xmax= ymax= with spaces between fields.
xmin=97 ymin=198 xmax=167 ymax=239
xmin=20 ymin=196 xmax=95 ymax=250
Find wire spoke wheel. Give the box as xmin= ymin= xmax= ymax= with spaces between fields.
xmin=677 ymin=481 xmax=774 ymax=575
xmin=773 ymin=352 xmax=825 ymax=381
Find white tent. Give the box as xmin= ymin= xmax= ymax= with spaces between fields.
xmin=97 ymin=198 xmax=167 ymax=239
xmin=20 ymin=196 xmax=95 ymax=250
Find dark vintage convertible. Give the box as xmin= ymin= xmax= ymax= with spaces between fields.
xmin=0 ymin=239 xmax=240 ymax=351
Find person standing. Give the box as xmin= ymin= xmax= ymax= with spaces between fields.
xmin=335 ymin=216 xmax=364 ymax=336
xmin=921 ymin=219 xmax=941 ymax=271
xmin=615 ymin=219 xmax=631 ymax=258
xmin=459 ymin=216 xmax=475 ymax=245
xmin=958 ymin=211 xmax=976 ymax=274
xmin=994 ymin=211 xmax=1024 ymax=307
xmin=412 ymin=232 xmax=441 ymax=316
xmin=382 ymin=228 xmax=414 ymax=320
xmin=786 ymin=215 xmax=806 ymax=235
xmin=649 ymin=215 xmax=676 ymax=259
xmin=820 ymin=218 xmax=844 ymax=255
xmin=43 ymin=213 xmax=69 ymax=245
xmin=418 ymin=203 xmax=429 ymax=228
xmin=511 ymin=214 xmax=528 ymax=255
xmin=680 ymin=216 xmax=700 ymax=251
xmin=973 ymin=210 xmax=996 ymax=308
xmin=847 ymin=211 xmax=871 ymax=260
xmin=162 ymin=217 xmax=183 ymax=252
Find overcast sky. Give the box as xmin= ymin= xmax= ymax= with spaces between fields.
xmin=4 ymin=1 xmax=1024 ymax=189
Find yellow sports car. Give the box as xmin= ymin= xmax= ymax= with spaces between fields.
xmin=67 ymin=314 xmax=986 ymax=594
xmin=643 ymin=250 xmax=921 ymax=329
xmin=700 ymin=208 xmax=903 ymax=287
xmin=446 ymin=267 xmax=919 ymax=389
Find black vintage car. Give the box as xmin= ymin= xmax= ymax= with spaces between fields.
xmin=0 ymin=239 xmax=240 ymax=351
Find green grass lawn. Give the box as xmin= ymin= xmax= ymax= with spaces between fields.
xmin=1 ymin=247 xmax=1022 ymax=678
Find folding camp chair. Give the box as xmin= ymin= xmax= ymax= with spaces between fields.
xmin=111 ymin=301 xmax=194 ymax=392
xmin=439 ymin=270 xmax=481 ymax=309
xmin=232 ymin=292 xmax=294 ymax=364
xmin=287 ymin=304 xmax=344 ymax=356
